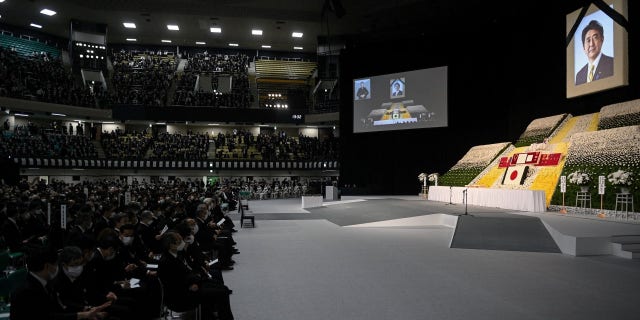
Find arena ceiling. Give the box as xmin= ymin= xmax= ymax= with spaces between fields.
xmin=0 ymin=0 xmax=444 ymax=53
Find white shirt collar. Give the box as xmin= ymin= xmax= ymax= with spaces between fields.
xmin=29 ymin=271 xmax=48 ymax=288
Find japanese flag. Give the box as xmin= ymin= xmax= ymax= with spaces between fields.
xmin=502 ymin=165 xmax=529 ymax=185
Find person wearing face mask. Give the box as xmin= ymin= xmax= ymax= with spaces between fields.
xmin=55 ymin=246 xmax=137 ymax=320
xmin=10 ymin=245 xmax=111 ymax=320
xmin=159 ymin=232 xmax=234 ymax=320
xmin=177 ymin=221 xmax=226 ymax=284
xmin=136 ymin=210 xmax=161 ymax=254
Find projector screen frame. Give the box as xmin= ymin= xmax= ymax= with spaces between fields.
xmin=566 ymin=0 xmax=628 ymax=98
xmin=352 ymin=66 xmax=448 ymax=134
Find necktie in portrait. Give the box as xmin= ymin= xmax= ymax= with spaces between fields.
xmin=588 ymin=64 xmax=595 ymax=82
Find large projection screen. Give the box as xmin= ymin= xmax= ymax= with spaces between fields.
xmin=566 ymin=0 xmax=628 ymax=98
xmin=353 ymin=66 xmax=448 ymax=133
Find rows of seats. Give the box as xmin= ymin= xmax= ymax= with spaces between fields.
xmin=0 ymin=33 xmax=61 ymax=59
xmin=2 ymin=122 xmax=339 ymax=162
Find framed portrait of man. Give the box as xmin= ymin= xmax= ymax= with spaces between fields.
xmin=566 ymin=0 xmax=628 ymax=98
xmin=390 ymin=78 xmax=405 ymax=99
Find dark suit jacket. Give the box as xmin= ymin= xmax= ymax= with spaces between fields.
xmin=10 ymin=273 xmax=77 ymax=320
xmin=1 ymin=219 xmax=22 ymax=252
xmin=158 ymin=252 xmax=200 ymax=310
xmin=392 ymin=90 xmax=403 ymax=96
xmin=575 ymin=54 xmax=614 ymax=85
xmin=52 ymin=271 xmax=89 ymax=312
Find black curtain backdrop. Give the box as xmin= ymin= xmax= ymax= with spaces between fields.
xmin=338 ymin=0 xmax=638 ymax=195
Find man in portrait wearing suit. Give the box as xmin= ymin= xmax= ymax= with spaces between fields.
xmin=575 ymin=19 xmax=614 ymax=85
xmin=356 ymin=81 xmax=369 ymax=100
xmin=391 ymin=82 xmax=404 ymax=97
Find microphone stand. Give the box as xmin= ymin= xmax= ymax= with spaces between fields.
xmin=462 ymin=188 xmax=469 ymax=216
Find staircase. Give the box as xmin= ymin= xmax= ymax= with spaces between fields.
xmin=611 ymin=235 xmax=640 ymax=259
xmin=207 ymin=141 xmax=217 ymax=159
xmin=91 ymin=141 xmax=106 ymax=159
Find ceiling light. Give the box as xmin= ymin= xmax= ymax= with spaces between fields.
xmin=30 ymin=23 xmax=43 ymax=29
xmin=167 ymin=24 xmax=179 ymax=31
xmin=251 ymin=29 xmax=263 ymax=35
xmin=293 ymin=46 xmax=303 ymax=50
xmin=15 ymin=113 xmax=30 ymax=117
xmin=40 ymin=9 xmax=57 ymax=16
xmin=123 ymin=22 xmax=136 ymax=29
xmin=292 ymin=32 xmax=303 ymax=38
xmin=102 ymin=121 xmax=114 ymax=124
xmin=161 ymin=39 xmax=171 ymax=43
xmin=229 ymin=43 xmax=238 ymax=47
xmin=126 ymin=38 xmax=137 ymax=42
xmin=207 ymin=123 xmax=220 ymax=126
xmin=210 ymin=27 xmax=221 ymax=33
xmin=51 ymin=113 xmax=66 ymax=117
xmin=0 ymin=1 xmax=5 ymax=3
xmin=195 ymin=41 xmax=205 ymax=45
xmin=261 ymin=45 xmax=271 ymax=49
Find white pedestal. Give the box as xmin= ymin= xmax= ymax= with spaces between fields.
xmin=302 ymin=195 xmax=323 ymax=209
xmin=325 ymin=186 xmax=339 ymax=201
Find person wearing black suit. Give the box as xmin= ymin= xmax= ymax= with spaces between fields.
xmin=391 ymin=82 xmax=404 ymax=97
xmin=53 ymin=246 xmax=129 ymax=320
xmin=356 ymin=81 xmax=369 ymax=100
xmin=10 ymin=245 xmax=109 ymax=320
xmin=158 ymin=231 xmax=234 ymax=320
xmin=575 ymin=20 xmax=614 ymax=85
xmin=1 ymin=205 xmax=23 ymax=252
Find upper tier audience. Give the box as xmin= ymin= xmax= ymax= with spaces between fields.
xmin=0 ymin=47 xmax=97 ymax=107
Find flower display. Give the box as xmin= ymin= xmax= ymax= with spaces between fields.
xmin=418 ymin=173 xmax=427 ymax=182
xmin=450 ymin=142 xmax=511 ymax=170
xmin=515 ymin=114 xmax=568 ymax=147
xmin=428 ymin=173 xmax=438 ymax=182
xmin=567 ymin=170 xmax=591 ymax=186
xmin=598 ymin=98 xmax=640 ymax=130
xmin=565 ymin=126 xmax=640 ymax=167
xmin=607 ymin=169 xmax=634 ymax=186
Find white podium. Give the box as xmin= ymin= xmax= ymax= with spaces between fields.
xmin=325 ymin=186 xmax=339 ymax=201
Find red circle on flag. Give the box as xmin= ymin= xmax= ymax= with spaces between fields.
xmin=510 ymin=170 xmax=519 ymax=180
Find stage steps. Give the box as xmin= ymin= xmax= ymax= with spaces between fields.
xmin=611 ymin=235 xmax=640 ymax=259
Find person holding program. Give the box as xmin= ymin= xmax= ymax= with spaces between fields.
xmin=575 ymin=19 xmax=614 ymax=85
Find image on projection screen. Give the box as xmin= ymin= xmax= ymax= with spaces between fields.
xmin=353 ymin=66 xmax=448 ymax=133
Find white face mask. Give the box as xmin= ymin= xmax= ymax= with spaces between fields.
xmin=185 ymin=235 xmax=194 ymax=244
xmin=191 ymin=225 xmax=199 ymax=235
xmin=176 ymin=241 xmax=186 ymax=251
xmin=64 ymin=265 xmax=84 ymax=279
xmin=122 ymin=236 xmax=134 ymax=246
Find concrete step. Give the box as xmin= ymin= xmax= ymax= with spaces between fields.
xmin=612 ymin=248 xmax=640 ymax=259
xmin=612 ymin=242 xmax=640 ymax=251
xmin=610 ymin=235 xmax=640 ymax=243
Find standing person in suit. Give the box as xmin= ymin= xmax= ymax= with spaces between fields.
xmin=356 ymin=81 xmax=370 ymax=100
xmin=575 ymin=20 xmax=614 ymax=85
xmin=10 ymin=245 xmax=110 ymax=320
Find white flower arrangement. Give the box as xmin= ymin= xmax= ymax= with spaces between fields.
xmin=428 ymin=173 xmax=438 ymax=182
xmin=520 ymin=114 xmax=566 ymax=138
xmin=418 ymin=173 xmax=427 ymax=182
xmin=607 ymin=169 xmax=634 ymax=186
xmin=566 ymin=126 xmax=640 ymax=167
xmin=568 ymin=170 xmax=591 ymax=186
xmin=450 ymin=142 xmax=510 ymax=170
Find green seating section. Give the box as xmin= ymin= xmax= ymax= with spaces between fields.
xmin=0 ymin=34 xmax=61 ymax=59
